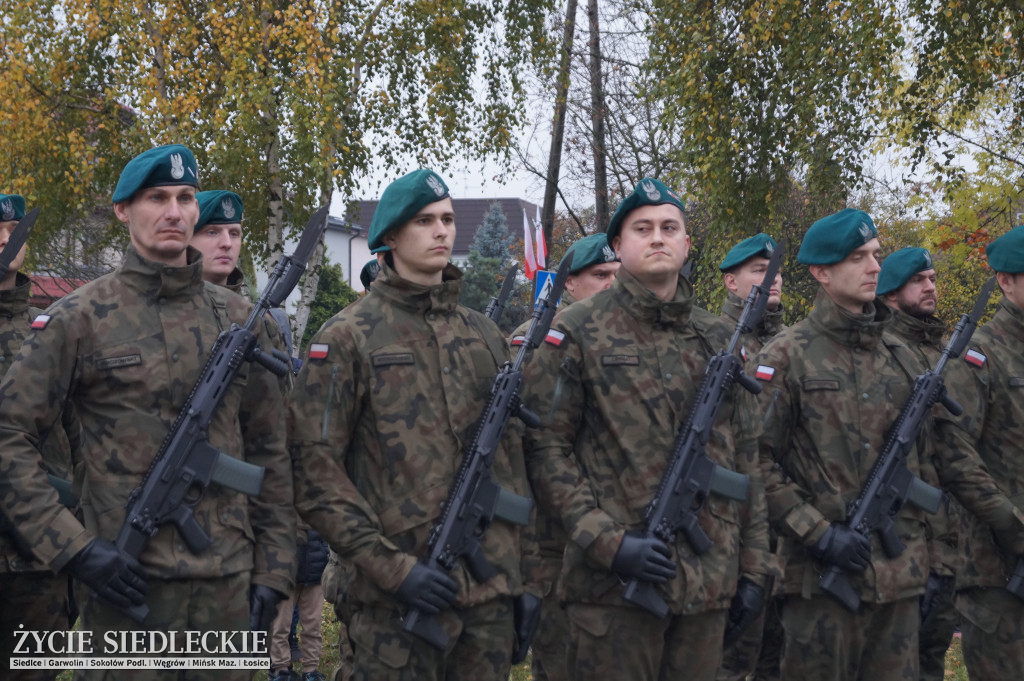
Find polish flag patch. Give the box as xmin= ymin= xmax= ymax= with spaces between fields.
xmin=964 ymin=349 xmax=986 ymax=368
xmin=545 ymin=329 xmax=566 ymax=347
xmin=31 ymin=314 xmax=51 ymax=330
xmin=511 ymin=335 xmax=526 ymax=347
xmin=740 ymin=346 xmax=749 ymax=363
xmin=755 ymin=365 xmax=775 ymax=381
xmin=308 ymin=343 xmax=329 ymax=360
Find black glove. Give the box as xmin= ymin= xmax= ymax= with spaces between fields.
xmin=809 ymin=524 xmax=871 ymax=572
xmin=920 ymin=573 xmax=952 ymax=624
xmin=249 ymin=584 xmax=286 ymax=634
xmin=723 ymin=578 xmax=765 ymax=644
xmin=67 ymin=538 xmax=148 ymax=610
xmin=395 ymin=562 xmax=458 ymax=615
xmin=511 ymin=593 xmax=541 ymax=664
xmin=611 ymin=533 xmax=676 ymax=583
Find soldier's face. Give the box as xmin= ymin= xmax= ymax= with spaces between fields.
xmin=811 ymin=239 xmax=881 ymax=313
xmin=0 ymin=220 xmax=27 ymax=281
xmin=190 ymin=222 xmax=243 ymax=286
xmin=114 ymin=185 xmax=199 ymax=266
xmin=890 ymin=269 xmax=937 ymax=318
xmin=565 ymin=261 xmax=619 ymax=300
xmin=613 ymin=204 xmax=689 ymax=284
xmin=996 ymin=271 xmax=1024 ymax=308
xmin=724 ymin=256 xmax=783 ymax=309
xmin=383 ymin=198 xmax=455 ymax=286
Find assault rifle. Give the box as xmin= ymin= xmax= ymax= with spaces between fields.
xmin=819 ymin=277 xmax=996 ymax=612
xmin=402 ymin=253 xmax=575 ymax=650
xmin=115 ymin=206 xmax=329 ymax=622
xmin=485 ymin=264 xmax=519 ymax=323
xmin=622 ymin=242 xmax=785 ymax=618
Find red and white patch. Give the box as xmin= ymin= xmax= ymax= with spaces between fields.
xmin=740 ymin=346 xmax=749 ymax=363
xmin=30 ymin=314 xmax=51 ymax=330
xmin=511 ymin=335 xmax=526 ymax=347
xmin=308 ymin=343 xmax=329 ymax=360
xmin=755 ymin=365 xmax=775 ymax=381
xmin=544 ymin=329 xmax=566 ymax=347
xmin=964 ymin=349 xmax=986 ymax=368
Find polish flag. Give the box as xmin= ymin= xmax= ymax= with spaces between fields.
xmin=534 ymin=206 xmax=547 ymax=269
xmin=523 ymin=208 xmax=536 ymax=280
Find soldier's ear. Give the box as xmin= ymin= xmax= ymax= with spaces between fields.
xmin=809 ymin=264 xmax=830 ymax=286
xmin=113 ymin=201 xmax=132 ymax=224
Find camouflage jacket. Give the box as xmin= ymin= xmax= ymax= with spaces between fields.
xmin=289 ymin=262 xmax=534 ymax=609
xmin=939 ymin=298 xmax=1024 ymax=590
xmin=0 ymin=273 xmax=76 ymax=573
xmin=884 ymin=307 xmax=962 ymax=579
xmin=224 ymin=267 xmax=250 ymax=299
xmin=755 ymin=288 xmax=937 ymax=602
xmin=720 ymin=291 xmax=786 ymax=358
xmin=0 ymin=246 xmax=295 ymax=594
xmin=521 ymin=268 xmax=773 ymax=614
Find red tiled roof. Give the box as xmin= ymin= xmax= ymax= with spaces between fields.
xmin=30 ymin=275 xmax=88 ymax=308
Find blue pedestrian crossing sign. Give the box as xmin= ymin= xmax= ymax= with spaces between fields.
xmin=533 ymin=270 xmax=560 ymax=309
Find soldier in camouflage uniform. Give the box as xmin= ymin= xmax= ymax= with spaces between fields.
xmin=753 ymin=210 xmax=1024 ymax=681
xmin=715 ymin=233 xmax=785 ymax=681
xmin=0 ymin=194 xmax=76 ymax=680
xmin=520 ymin=178 xmax=773 ymax=681
xmin=941 ymin=225 xmax=1024 ymax=680
xmin=191 ymin=190 xmax=246 ymax=294
xmin=288 ymin=169 xmax=536 ymax=681
xmin=876 ymin=247 xmax=961 ymax=681
xmin=510 ymin=233 xmax=618 ymax=681
xmin=0 ymin=146 xmax=296 ymax=680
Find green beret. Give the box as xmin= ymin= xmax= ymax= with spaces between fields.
xmin=359 ymin=259 xmax=381 ymax=289
xmin=986 ymin=225 xmax=1024 ymax=274
xmin=112 ymin=144 xmax=199 ymax=203
xmin=719 ymin=233 xmax=778 ymax=271
xmin=606 ymin=178 xmax=686 ymax=244
xmin=797 ymin=208 xmax=878 ymax=265
xmin=877 ymin=247 xmax=934 ymax=295
xmin=0 ymin=194 xmax=26 ymax=222
xmin=195 ymin=190 xmax=244 ymax=231
xmin=563 ymin=233 xmax=618 ymax=275
xmin=368 ymin=169 xmax=450 ymax=251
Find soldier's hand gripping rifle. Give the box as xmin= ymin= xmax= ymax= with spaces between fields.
xmin=485 ymin=264 xmax=519 ymax=323
xmin=622 ymin=241 xmax=786 ymax=618
xmin=114 ymin=206 xmax=329 ymax=622
xmin=819 ymin=277 xmax=996 ymax=612
xmin=402 ymin=253 xmax=574 ymax=650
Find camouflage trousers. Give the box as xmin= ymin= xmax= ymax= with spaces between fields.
xmin=347 ymin=597 xmax=515 ymax=681
xmin=530 ymin=588 xmax=570 ymax=681
xmin=779 ymin=594 xmax=918 ymax=681
xmin=717 ymin=585 xmax=782 ymax=681
xmin=918 ymin=577 xmax=957 ymax=681
xmin=566 ymin=603 xmax=727 ymax=681
xmin=72 ymin=571 xmax=252 ymax=681
xmin=957 ymin=586 xmax=1024 ymax=681
xmin=1 ymin=569 xmax=71 ymax=681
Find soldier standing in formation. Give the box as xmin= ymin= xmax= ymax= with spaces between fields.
xmin=509 ymin=232 xmax=619 ymax=681
xmin=941 ymin=225 xmax=1024 ymax=680
xmin=191 ymin=190 xmax=246 ymax=294
xmin=715 ymin=232 xmax=785 ymax=681
xmin=876 ymin=247 xmax=962 ymax=681
xmin=521 ymin=178 xmax=772 ymax=681
xmin=288 ymin=169 xmax=536 ymax=681
xmin=0 ymin=145 xmax=296 ymax=680
xmin=0 ymin=194 xmax=76 ymax=680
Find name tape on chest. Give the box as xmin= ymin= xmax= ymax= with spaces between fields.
xmin=964 ymin=349 xmax=986 ymax=368
xmin=308 ymin=343 xmax=329 ymax=360
xmin=30 ymin=314 xmax=51 ymax=330
xmin=755 ymin=364 xmax=775 ymax=381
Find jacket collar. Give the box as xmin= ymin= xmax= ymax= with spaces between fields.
xmin=0 ymin=272 xmax=33 ymax=316
xmin=807 ymin=287 xmax=890 ymax=350
xmin=722 ymin=291 xmax=784 ymax=339
xmin=610 ymin=267 xmax=694 ymax=330
xmin=372 ymin=261 xmax=463 ymax=314
xmin=991 ymin=297 xmax=1024 ymax=342
xmin=886 ymin=305 xmax=945 ymax=349
xmin=118 ymin=245 xmax=207 ymax=299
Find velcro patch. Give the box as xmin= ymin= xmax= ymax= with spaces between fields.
xmin=964 ymin=349 xmax=986 ymax=368
xmin=308 ymin=343 xmax=329 ymax=360
xmin=1009 ymin=377 xmax=1024 ymax=388
xmin=803 ymin=378 xmax=841 ymax=391
xmin=95 ymin=354 xmax=142 ymax=371
xmin=601 ymin=354 xmax=639 ymax=366
xmin=371 ymin=352 xmax=415 ymax=367
xmin=511 ymin=335 xmax=526 ymax=347
xmin=755 ymin=365 xmax=775 ymax=381
xmin=31 ymin=314 xmax=51 ymax=330
xmin=741 ymin=346 xmax=748 ymax=363
xmin=545 ymin=329 xmax=566 ymax=347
